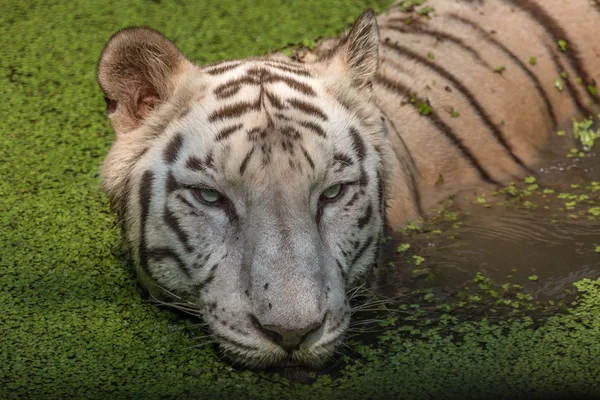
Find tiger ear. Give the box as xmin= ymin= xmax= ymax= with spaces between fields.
xmin=326 ymin=9 xmax=380 ymax=90
xmin=97 ymin=27 xmax=192 ymax=134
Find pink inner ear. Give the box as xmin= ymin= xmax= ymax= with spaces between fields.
xmin=137 ymin=96 xmax=161 ymax=119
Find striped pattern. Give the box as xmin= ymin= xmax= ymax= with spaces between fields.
xmin=372 ymin=0 xmax=598 ymax=226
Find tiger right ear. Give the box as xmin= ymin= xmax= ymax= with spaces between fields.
xmin=97 ymin=27 xmax=192 ymax=135
xmin=326 ymin=9 xmax=380 ymax=90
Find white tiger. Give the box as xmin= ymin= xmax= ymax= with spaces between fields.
xmin=97 ymin=0 xmax=600 ymax=368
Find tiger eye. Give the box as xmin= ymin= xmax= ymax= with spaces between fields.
xmin=198 ymin=188 xmax=222 ymax=203
xmin=322 ymin=184 xmax=342 ymax=200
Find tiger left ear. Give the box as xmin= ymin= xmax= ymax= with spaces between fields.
xmin=97 ymin=27 xmax=193 ymax=135
xmin=329 ymin=9 xmax=380 ymax=90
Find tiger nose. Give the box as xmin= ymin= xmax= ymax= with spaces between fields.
xmin=253 ymin=318 xmax=323 ymax=349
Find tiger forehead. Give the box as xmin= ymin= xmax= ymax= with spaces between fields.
xmin=204 ymin=60 xmax=317 ymax=101
xmin=180 ymin=61 xmax=338 ymax=162
xmin=199 ymin=60 xmax=333 ymax=130
xmin=166 ymin=60 xmax=369 ymax=180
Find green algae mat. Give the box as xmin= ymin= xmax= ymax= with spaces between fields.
xmin=2 ymin=1 xmax=600 ymax=399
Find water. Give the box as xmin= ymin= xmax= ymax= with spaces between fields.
xmin=373 ymin=150 xmax=600 ymax=304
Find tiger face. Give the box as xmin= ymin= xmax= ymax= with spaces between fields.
xmin=98 ymin=11 xmax=392 ymax=368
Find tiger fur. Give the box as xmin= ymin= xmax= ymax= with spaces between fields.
xmin=97 ymin=0 xmax=600 ymax=368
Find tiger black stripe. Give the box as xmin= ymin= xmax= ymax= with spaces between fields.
xmin=204 ymin=62 xmax=241 ymax=75
xmin=165 ymin=171 xmax=180 ymax=194
xmin=358 ymin=167 xmax=369 ymax=187
xmin=263 ymin=61 xmax=311 ymax=77
xmin=300 ymin=145 xmax=315 ymax=169
xmin=333 ymin=152 xmax=354 ymax=169
xmin=299 ymin=121 xmax=326 ymax=138
xmin=447 ymin=13 xmax=559 ymax=127
xmin=280 ymin=126 xmax=301 ymax=141
xmin=178 ymin=107 xmax=191 ymax=120
xmin=163 ymin=133 xmax=184 ymax=165
xmin=195 ymin=263 xmax=219 ymax=293
xmin=146 ymin=247 xmax=192 ymax=279
xmin=349 ymin=127 xmax=366 ymax=161
xmin=375 ymin=172 xmax=386 ymax=220
xmin=381 ymin=114 xmax=424 ymax=217
xmin=246 ymin=67 xmax=316 ymax=96
xmin=375 ymin=74 xmax=498 ymax=184
xmin=216 ymin=124 xmax=243 ymax=142
xmin=546 ymin=45 xmax=593 ymax=118
xmin=506 ymin=0 xmax=597 ymax=102
xmin=192 ymin=253 xmax=211 ymax=272
xmin=163 ymin=172 xmax=194 ymax=253
xmin=345 ymin=192 xmax=359 ymax=208
xmin=204 ymin=152 xmax=215 ymax=169
xmin=264 ymin=91 xmax=284 ymax=109
xmin=356 ymin=203 xmax=373 ymax=229
xmin=138 ymin=170 xmax=154 ymax=277
xmin=163 ymin=205 xmax=193 ymax=253
xmin=380 ymin=22 xmax=492 ymax=69
xmin=176 ymin=194 xmax=198 ymax=213
xmin=335 ymin=259 xmax=347 ymax=280
xmin=262 ymin=74 xmax=315 ymax=96
xmin=239 ymin=147 xmax=255 ymax=176
xmin=383 ymin=40 xmax=531 ymax=172
xmin=384 ymin=128 xmax=425 ymax=217
xmin=381 ymin=116 xmax=418 ymax=176
xmin=349 ymin=235 xmax=375 ymax=267
xmin=186 ymin=156 xmax=205 ymax=171
xmin=209 ymin=99 xmax=261 ymax=122
xmin=247 ymin=127 xmax=263 ymax=141
xmin=287 ymin=99 xmax=328 ymax=120
xmin=214 ymin=76 xmax=257 ymax=99
xmin=213 ymin=72 xmax=314 ymax=99
xmin=385 ymin=121 xmax=424 ymax=217
xmin=407 ymin=168 xmax=424 ymax=217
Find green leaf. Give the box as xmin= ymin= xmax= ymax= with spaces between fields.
xmin=558 ymin=39 xmax=567 ymax=52
xmin=412 ymin=255 xmax=425 ymax=265
xmin=397 ymin=243 xmax=410 ymax=252
xmin=417 ymin=101 xmax=432 ymax=115
xmin=416 ymin=6 xmax=435 ymax=15
xmin=555 ymin=78 xmax=563 ymax=91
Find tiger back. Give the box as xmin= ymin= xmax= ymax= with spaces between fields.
xmin=372 ymin=0 xmax=600 ymax=227
xmin=97 ymin=0 xmax=599 ymax=369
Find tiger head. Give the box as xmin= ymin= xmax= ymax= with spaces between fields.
xmin=98 ymin=10 xmax=405 ymax=368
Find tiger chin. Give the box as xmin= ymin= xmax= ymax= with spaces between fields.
xmin=97 ymin=1 xmax=599 ymax=369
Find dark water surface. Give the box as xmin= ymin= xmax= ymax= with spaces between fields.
xmin=373 ymin=150 xmax=600 ymax=304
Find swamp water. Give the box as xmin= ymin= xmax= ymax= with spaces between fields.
xmin=356 ymin=144 xmax=600 ymax=336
